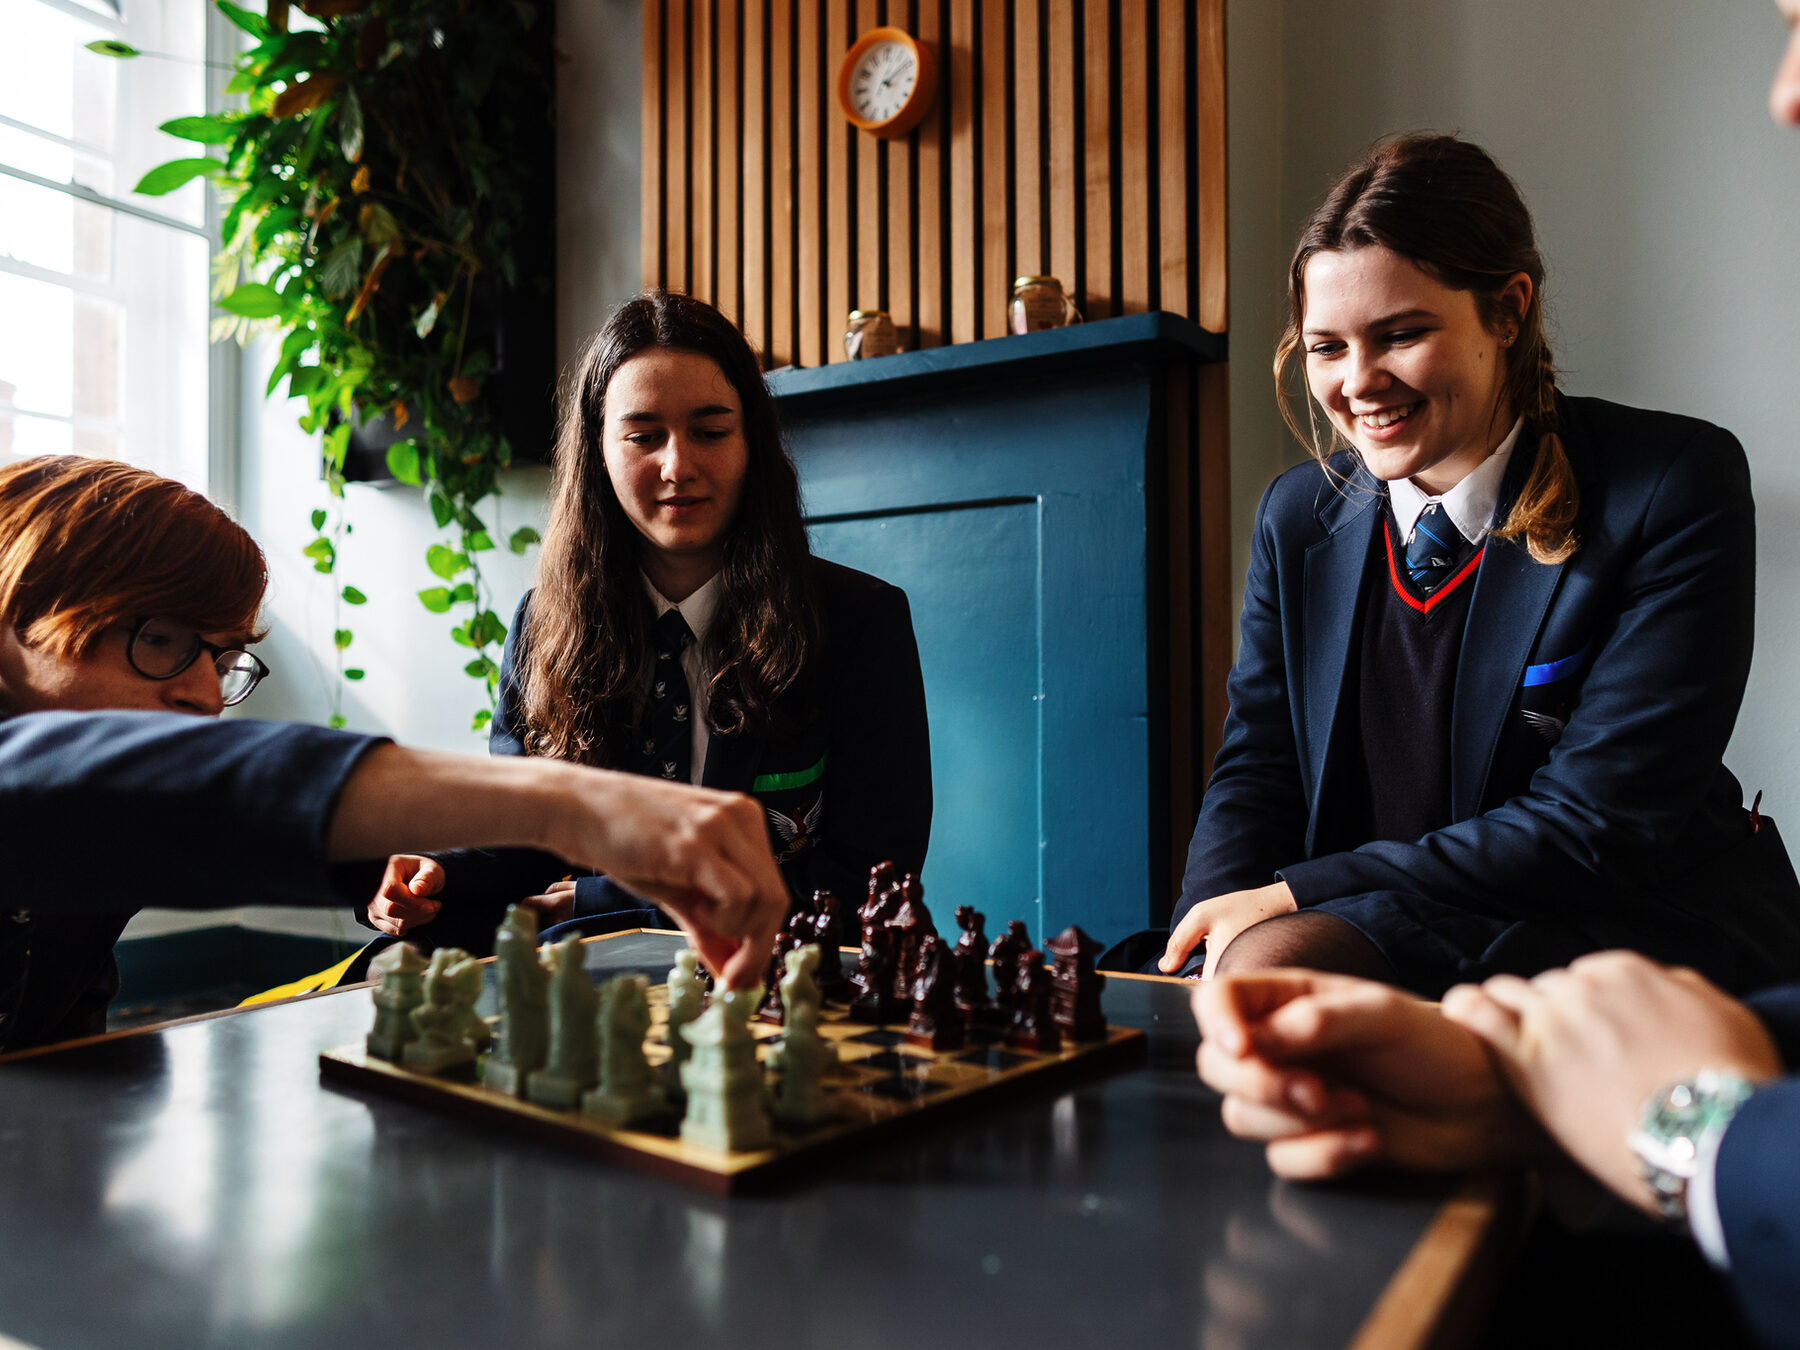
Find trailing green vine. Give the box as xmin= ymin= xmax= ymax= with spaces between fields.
xmin=109 ymin=0 xmax=551 ymax=732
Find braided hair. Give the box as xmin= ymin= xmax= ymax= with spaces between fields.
xmin=1273 ymin=134 xmax=1578 ymax=564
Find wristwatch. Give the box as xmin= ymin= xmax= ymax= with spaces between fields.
xmin=1627 ymin=1069 xmax=1755 ymax=1228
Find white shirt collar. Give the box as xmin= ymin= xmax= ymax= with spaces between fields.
xmin=643 ymin=570 xmax=722 ymax=645
xmin=1387 ymin=417 xmax=1525 ymax=546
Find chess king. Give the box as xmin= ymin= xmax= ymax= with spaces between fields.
xmin=360 ymin=291 xmax=934 ymax=960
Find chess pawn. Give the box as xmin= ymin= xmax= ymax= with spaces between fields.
xmin=526 ymin=937 xmax=600 ymax=1108
xmin=1044 ymin=925 xmax=1108 ymax=1042
xmin=905 ymin=934 xmax=964 ymax=1052
xmin=679 ymin=986 xmax=773 ymax=1152
xmin=365 ymin=941 xmax=427 ymax=1062
xmin=987 ymin=919 xmax=1033 ymax=1026
xmin=663 ymin=948 xmax=706 ymax=1101
xmin=404 ymin=947 xmax=488 ymax=1072
xmin=847 ymin=902 xmax=899 ymax=1023
xmin=1004 ymin=947 xmax=1061 ymax=1053
xmin=864 ymin=860 xmax=898 ymax=925
xmin=581 ymin=974 xmax=668 ymax=1126
xmin=484 ymin=904 xmax=551 ymax=1096
xmin=950 ymin=905 xmax=990 ymax=1021
xmin=769 ymin=946 xmax=839 ymax=1124
xmin=756 ymin=911 xmax=808 ymax=1024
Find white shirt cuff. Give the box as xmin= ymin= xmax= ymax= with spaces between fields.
xmin=1686 ymin=1121 xmax=1732 ymax=1271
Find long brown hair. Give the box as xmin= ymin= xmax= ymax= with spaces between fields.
xmin=520 ymin=291 xmax=822 ymax=765
xmin=1274 ymin=134 xmax=1578 ymax=564
xmin=0 ymin=456 xmax=266 ymax=657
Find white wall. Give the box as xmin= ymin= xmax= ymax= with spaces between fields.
xmin=1256 ymin=0 xmax=1800 ymax=814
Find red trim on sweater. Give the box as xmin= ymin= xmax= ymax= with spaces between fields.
xmin=1383 ymin=524 xmax=1485 ymax=615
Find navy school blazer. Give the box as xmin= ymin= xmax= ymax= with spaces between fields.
xmin=368 ymin=557 xmax=933 ymax=955
xmin=1178 ymin=393 xmax=1800 ymax=992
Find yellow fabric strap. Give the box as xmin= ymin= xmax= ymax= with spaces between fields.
xmin=238 ymin=950 xmax=360 ymax=1007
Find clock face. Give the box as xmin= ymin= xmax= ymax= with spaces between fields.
xmin=847 ymin=39 xmax=918 ymax=125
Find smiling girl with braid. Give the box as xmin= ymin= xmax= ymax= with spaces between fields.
xmin=1159 ymin=134 xmax=1800 ymax=995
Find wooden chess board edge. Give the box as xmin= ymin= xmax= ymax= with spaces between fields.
xmin=319 ymin=1025 xmax=1148 ymax=1195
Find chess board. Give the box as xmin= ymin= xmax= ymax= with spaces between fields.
xmin=318 ymin=952 xmax=1145 ymax=1194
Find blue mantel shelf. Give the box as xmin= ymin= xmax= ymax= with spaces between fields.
xmin=773 ymin=310 xmax=1222 ymax=946
xmin=765 ymin=311 xmax=1225 ymax=411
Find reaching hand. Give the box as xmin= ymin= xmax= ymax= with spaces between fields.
xmin=1193 ymin=969 xmax=1540 ymax=1179
xmin=365 ymin=854 xmax=445 ymax=937
xmin=1161 ymin=881 xmax=1298 ymax=978
xmin=1442 ymin=951 xmax=1782 ymax=1214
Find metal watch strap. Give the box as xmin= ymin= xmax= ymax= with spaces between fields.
xmin=1627 ymin=1069 xmax=1755 ymax=1228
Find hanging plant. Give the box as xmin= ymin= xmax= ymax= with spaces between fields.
xmin=115 ymin=0 xmax=552 ymax=732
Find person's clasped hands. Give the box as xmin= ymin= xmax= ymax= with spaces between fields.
xmin=1193 ymin=952 xmax=1782 ymax=1216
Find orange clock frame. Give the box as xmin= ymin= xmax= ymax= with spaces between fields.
xmin=835 ymin=26 xmax=938 ymax=139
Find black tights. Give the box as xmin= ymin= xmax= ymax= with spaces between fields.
xmin=1212 ymin=910 xmax=1399 ymax=984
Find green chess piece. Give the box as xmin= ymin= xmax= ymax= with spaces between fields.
xmin=580 ymin=975 xmax=668 ymax=1126
xmin=484 ymin=904 xmax=550 ymax=1096
xmin=365 ymin=942 xmax=427 ymax=1062
xmin=525 ymin=937 xmax=599 ymax=1108
xmin=663 ymin=949 xmax=705 ymax=1102
xmin=771 ymin=945 xmax=837 ymax=1126
xmin=403 ymin=947 xmax=486 ymax=1073
xmin=679 ymin=985 xmax=772 ymax=1152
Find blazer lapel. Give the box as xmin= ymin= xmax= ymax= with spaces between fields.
xmin=1450 ymin=429 xmax=1579 ymax=818
xmin=701 ymin=731 xmax=764 ymax=794
xmin=1301 ymin=465 xmax=1383 ymax=855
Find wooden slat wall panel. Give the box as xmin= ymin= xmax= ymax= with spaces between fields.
xmin=642 ymin=0 xmax=1226 ymax=360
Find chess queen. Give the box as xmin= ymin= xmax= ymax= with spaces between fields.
xmin=363 ymin=292 xmax=932 ymax=952
xmin=1158 ymin=134 xmax=1800 ymax=997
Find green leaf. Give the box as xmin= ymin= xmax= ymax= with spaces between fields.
xmin=319 ymin=238 xmax=364 ymax=302
xmin=359 ymin=202 xmax=402 ymax=249
xmin=385 ymin=439 xmax=421 ymax=486
xmin=338 ymin=85 xmax=365 ymax=163
xmin=466 ymin=530 xmax=495 ymax=553
xmin=508 ymin=525 xmax=541 ymax=554
xmin=287 ymin=366 xmax=326 ymax=398
xmin=329 ymin=713 xmax=347 ymax=729
xmin=428 ymin=489 xmax=454 ymax=529
xmin=301 ymin=537 xmax=335 ymax=564
xmin=160 ymin=115 xmax=235 ymax=144
xmin=471 ymin=709 xmax=493 ymax=732
xmin=218 ymin=282 xmax=284 ymax=319
xmin=310 ymin=508 xmax=327 ymax=531
xmin=344 ymin=668 xmax=365 ymax=680
xmin=214 ymin=0 xmax=270 ymax=38
xmin=417 ymin=587 xmax=454 ymax=614
xmin=85 ymin=39 xmax=140 ymax=58
xmin=439 ymin=205 xmax=474 ymax=243
xmin=472 ymin=609 xmax=507 ymax=647
xmin=449 ymin=621 xmax=477 ymax=649
xmin=464 ymin=657 xmax=499 ymax=679
xmin=334 ymin=628 xmax=353 ymax=651
xmin=451 ymin=582 xmax=476 ymax=603
xmin=413 ymin=293 xmax=442 ymax=340
xmin=224 ymin=69 xmax=256 ymax=96
xmin=426 ymin=544 xmax=469 ymax=580
xmin=341 ymin=586 xmax=367 ymax=605
xmin=134 ymin=157 xmax=218 ymax=197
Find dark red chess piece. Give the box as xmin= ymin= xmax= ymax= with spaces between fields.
xmin=848 ymin=884 xmax=900 ymax=1023
xmin=951 ymin=905 xmax=990 ymax=1020
xmin=808 ymin=890 xmax=852 ymax=1004
xmin=904 ymin=934 xmax=964 ymax=1051
xmin=987 ymin=919 xmax=1032 ymax=1026
xmin=1004 ymin=948 xmax=1060 ymax=1053
xmin=755 ymin=911 xmax=807 ymax=1024
xmin=1044 ymin=925 xmax=1107 ymax=1041
xmin=886 ymin=874 xmax=936 ymax=1003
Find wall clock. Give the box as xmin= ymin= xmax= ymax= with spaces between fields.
xmin=836 ymin=26 xmax=937 ymax=139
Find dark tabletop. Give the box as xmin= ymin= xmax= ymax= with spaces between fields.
xmin=0 ymin=932 xmax=1466 ymax=1350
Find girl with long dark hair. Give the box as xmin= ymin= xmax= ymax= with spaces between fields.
xmin=366 ymin=292 xmax=930 ymax=946
xmin=1158 ymin=134 xmax=1800 ymax=996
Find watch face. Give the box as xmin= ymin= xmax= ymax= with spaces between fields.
xmin=848 ymin=39 xmax=916 ymax=123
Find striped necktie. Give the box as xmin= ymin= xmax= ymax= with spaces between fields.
xmin=1404 ymin=502 xmax=1472 ymax=595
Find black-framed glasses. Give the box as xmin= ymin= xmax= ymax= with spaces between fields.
xmin=126 ymin=617 xmax=270 ymax=707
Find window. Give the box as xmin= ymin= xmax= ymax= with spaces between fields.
xmin=0 ymin=0 xmax=214 ymax=490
